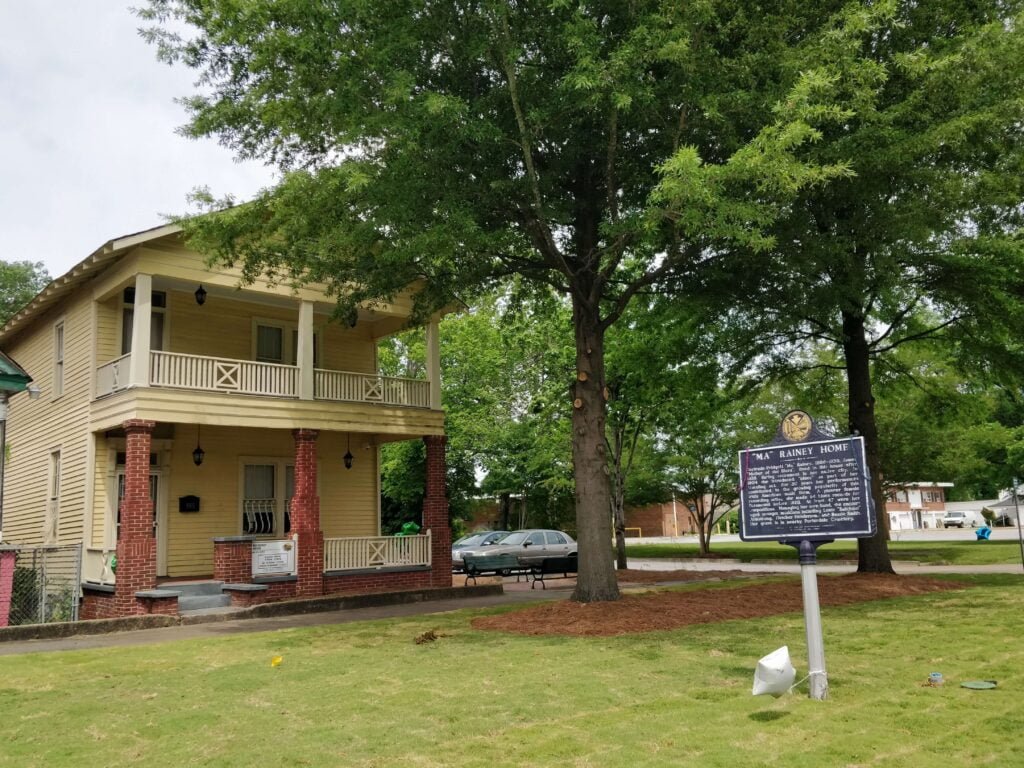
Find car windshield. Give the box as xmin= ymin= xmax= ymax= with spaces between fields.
xmin=498 ymin=532 xmax=529 ymax=546
xmin=452 ymin=534 xmax=484 ymax=548
xmin=480 ymin=532 xmax=509 ymax=545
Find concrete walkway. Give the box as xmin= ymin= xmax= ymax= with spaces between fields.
xmin=1 ymin=561 xmax=1018 ymax=657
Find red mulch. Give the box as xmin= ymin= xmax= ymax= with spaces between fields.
xmin=470 ymin=573 xmax=966 ymax=637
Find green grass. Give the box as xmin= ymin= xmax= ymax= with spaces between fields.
xmin=627 ymin=539 xmax=1024 ymax=565
xmin=1 ymin=574 xmax=1023 ymax=766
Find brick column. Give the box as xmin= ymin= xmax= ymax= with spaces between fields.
xmin=291 ymin=429 xmax=323 ymax=598
xmin=115 ymin=419 xmax=157 ymax=616
xmin=0 ymin=549 xmax=16 ymax=628
xmin=423 ymin=435 xmax=452 ymax=585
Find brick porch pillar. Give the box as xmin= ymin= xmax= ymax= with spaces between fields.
xmin=115 ymin=419 xmax=157 ymax=616
xmin=0 ymin=548 xmax=16 ymax=628
xmin=423 ymin=435 xmax=452 ymax=585
xmin=291 ymin=429 xmax=323 ymax=598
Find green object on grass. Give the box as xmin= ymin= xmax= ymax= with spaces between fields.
xmin=395 ymin=521 xmax=421 ymax=537
xmin=960 ymin=680 xmax=997 ymax=689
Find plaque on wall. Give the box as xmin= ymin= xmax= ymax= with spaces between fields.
xmin=252 ymin=539 xmax=297 ymax=576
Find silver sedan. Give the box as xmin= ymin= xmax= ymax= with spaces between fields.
xmin=458 ymin=529 xmax=576 ymax=563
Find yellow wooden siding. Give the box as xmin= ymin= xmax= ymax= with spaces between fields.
xmin=4 ymin=293 xmax=93 ymax=546
xmin=320 ymin=321 xmax=376 ymax=374
xmin=164 ymin=426 xmax=381 ymax=577
xmin=94 ymin=297 xmax=120 ymax=366
xmin=90 ymin=440 xmax=110 ymax=548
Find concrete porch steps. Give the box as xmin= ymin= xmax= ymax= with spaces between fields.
xmin=159 ymin=581 xmax=233 ymax=614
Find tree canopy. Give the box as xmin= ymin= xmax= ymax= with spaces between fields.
xmin=0 ymin=260 xmax=49 ymax=326
xmin=142 ymin=0 xmax=853 ymax=600
xmin=694 ymin=1 xmax=1024 ymax=571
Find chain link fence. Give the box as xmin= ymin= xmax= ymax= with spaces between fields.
xmin=1 ymin=544 xmax=81 ymax=626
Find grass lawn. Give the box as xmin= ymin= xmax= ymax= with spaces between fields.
xmin=626 ymin=539 xmax=1024 ymax=565
xmin=1 ymin=574 xmax=1022 ymax=767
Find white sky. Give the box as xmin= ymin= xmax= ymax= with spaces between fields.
xmin=0 ymin=2 xmax=277 ymax=280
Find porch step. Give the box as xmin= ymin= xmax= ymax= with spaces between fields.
xmin=178 ymin=594 xmax=233 ymax=612
xmin=162 ymin=580 xmax=226 ymax=597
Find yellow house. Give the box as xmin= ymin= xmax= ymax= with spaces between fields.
xmin=0 ymin=223 xmax=452 ymax=619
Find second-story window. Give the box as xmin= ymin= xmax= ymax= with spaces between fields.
xmin=254 ymin=320 xmax=318 ymax=366
xmin=53 ymin=321 xmax=65 ymax=397
xmin=121 ymin=288 xmax=167 ymax=355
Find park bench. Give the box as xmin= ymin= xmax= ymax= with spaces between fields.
xmin=527 ymin=555 xmax=578 ymax=589
xmin=462 ymin=553 xmax=532 ymax=585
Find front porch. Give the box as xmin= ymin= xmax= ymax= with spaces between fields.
xmin=80 ymin=419 xmax=452 ymax=619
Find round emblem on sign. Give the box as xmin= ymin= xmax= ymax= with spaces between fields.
xmin=781 ymin=410 xmax=813 ymax=442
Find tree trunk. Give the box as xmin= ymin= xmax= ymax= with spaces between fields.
xmin=612 ymin=475 xmax=628 ymax=570
xmin=842 ymin=311 xmax=895 ymax=574
xmin=570 ymin=293 xmax=620 ymax=602
xmin=498 ymin=492 xmax=511 ymax=530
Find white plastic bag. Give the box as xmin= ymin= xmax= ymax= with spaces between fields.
xmin=752 ymin=645 xmax=796 ymax=697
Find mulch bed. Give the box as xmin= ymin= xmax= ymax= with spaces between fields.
xmin=471 ymin=573 xmax=966 ymax=637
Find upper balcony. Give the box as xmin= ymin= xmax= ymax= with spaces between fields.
xmin=96 ymin=350 xmax=430 ymax=408
xmin=85 ymin=239 xmax=443 ymax=434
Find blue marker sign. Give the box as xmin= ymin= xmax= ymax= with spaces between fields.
xmin=739 ymin=436 xmax=875 ymax=541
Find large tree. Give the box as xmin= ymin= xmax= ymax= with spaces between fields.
xmin=0 ymin=260 xmax=49 ymax=326
xmin=701 ymin=1 xmax=1024 ymax=572
xmin=142 ymin=0 xmax=850 ymax=600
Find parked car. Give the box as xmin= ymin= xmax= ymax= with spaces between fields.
xmin=942 ymin=511 xmax=971 ymax=528
xmin=458 ymin=529 xmax=577 ymax=565
xmin=451 ymin=530 xmax=509 ymax=571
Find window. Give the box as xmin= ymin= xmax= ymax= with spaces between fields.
xmin=44 ymin=450 xmax=61 ymax=543
xmin=924 ymin=490 xmax=944 ymax=503
xmin=53 ymin=321 xmax=64 ymax=397
xmin=121 ymin=288 xmax=167 ymax=355
xmin=546 ymin=532 xmax=568 ymax=545
xmin=526 ymin=532 xmax=545 ymax=546
xmin=253 ymin=320 xmax=318 ymax=366
xmin=242 ymin=461 xmax=296 ymax=536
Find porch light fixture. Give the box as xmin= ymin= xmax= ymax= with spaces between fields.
xmin=344 ymin=434 xmax=354 ymax=470
xmin=193 ymin=425 xmax=205 ymax=466
xmin=194 ymin=284 xmax=208 ymax=306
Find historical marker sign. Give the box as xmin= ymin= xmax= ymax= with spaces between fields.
xmin=252 ymin=538 xmax=297 ymax=577
xmin=739 ymin=434 xmax=875 ymax=542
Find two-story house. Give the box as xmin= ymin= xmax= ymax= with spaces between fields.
xmin=885 ymin=482 xmax=953 ymax=530
xmin=0 ymin=223 xmax=452 ymax=619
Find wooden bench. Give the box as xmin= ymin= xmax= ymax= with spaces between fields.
xmin=462 ymin=553 xmax=532 ymax=585
xmin=527 ymin=555 xmax=578 ymax=589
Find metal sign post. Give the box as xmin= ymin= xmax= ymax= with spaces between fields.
xmin=786 ymin=539 xmax=831 ymax=700
xmin=740 ymin=410 xmax=875 ymax=702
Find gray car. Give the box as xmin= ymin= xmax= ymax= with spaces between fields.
xmin=451 ymin=530 xmax=510 ymax=570
xmin=458 ymin=529 xmax=576 ymax=564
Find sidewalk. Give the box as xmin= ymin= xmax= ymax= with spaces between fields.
xmin=2 ymin=562 xmax=1017 ymax=657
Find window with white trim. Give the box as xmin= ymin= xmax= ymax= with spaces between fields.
xmin=242 ymin=461 xmax=296 ymax=536
xmin=120 ymin=288 xmax=167 ymax=355
xmin=44 ymin=450 xmax=61 ymax=543
xmin=253 ymin=320 xmax=318 ymax=366
xmin=53 ymin=321 xmax=65 ymax=397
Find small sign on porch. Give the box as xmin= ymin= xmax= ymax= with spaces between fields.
xmin=252 ymin=537 xmax=297 ymax=577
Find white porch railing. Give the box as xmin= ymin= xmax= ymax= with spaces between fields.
xmin=323 ymin=532 xmax=432 ymax=572
xmin=150 ymin=351 xmax=298 ymax=397
xmin=94 ymin=351 xmax=432 ymax=408
xmin=315 ymin=370 xmax=431 ymax=408
xmin=96 ymin=354 xmax=131 ymax=398
xmin=83 ymin=547 xmax=116 ymax=586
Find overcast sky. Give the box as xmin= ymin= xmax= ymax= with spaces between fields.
xmin=0 ymin=3 xmax=277 ymax=279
